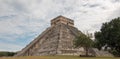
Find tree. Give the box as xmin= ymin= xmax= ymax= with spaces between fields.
xmin=74 ymin=34 xmax=93 ymax=56
xmin=94 ymin=17 xmax=120 ymax=57
xmin=94 ymin=32 xmax=105 ymax=50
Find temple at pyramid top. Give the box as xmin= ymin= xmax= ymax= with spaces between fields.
xmin=51 ymin=15 xmax=74 ymax=27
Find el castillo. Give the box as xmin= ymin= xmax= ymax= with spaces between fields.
xmin=14 ymin=16 xmax=113 ymax=57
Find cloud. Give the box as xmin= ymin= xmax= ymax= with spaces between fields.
xmin=0 ymin=41 xmax=23 ymax=52
xmin=0 ymin=0 xmax=120 ymax=52
xmin=108 ymin=7 xmax=120 ymax=20
xmin=111 ymin=0 xmax=120 ymax=3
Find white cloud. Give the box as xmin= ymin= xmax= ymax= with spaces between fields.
xmin=108 ymin=7 xmax=120 ymax=20
xmin=0 ymin=0 xmax=120 ymax=52
xmin=0 ymin=41 xmax=23 ymax=52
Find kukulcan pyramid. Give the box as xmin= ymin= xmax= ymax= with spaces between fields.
xmin=15 ymin=16 xmax=86 ymax=56
xmin=15 ymin=16 xmax=113 ymax=56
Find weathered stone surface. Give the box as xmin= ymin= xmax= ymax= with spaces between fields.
xmin=15 ymin=16 xmax=85 ymax=56
xmin=15 ymin=16 xmax=113 ymax=57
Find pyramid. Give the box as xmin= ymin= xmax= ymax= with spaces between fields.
xmin=15 ymin=16 xmax=86 ymax=56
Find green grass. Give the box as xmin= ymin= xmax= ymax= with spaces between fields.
xmin=0 ymin=55 xmax=120 ymax=59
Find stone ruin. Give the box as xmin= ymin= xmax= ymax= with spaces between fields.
xmin=15 ymin=16 xmax=113 ymax=57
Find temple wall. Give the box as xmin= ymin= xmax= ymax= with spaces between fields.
xmin=51 ymin=16 xmax=74 ymax=27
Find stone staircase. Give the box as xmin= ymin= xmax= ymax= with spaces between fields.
xmin=91 ymin=48 xmax=113 ymax=57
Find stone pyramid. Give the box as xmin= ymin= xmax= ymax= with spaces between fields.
xmin=15 ymin=16 xmax=85 ymax=56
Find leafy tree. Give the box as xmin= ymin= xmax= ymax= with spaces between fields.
xmin=94 ymin=32 xmax=104 ymax=50
xmin=94 ymin=17 xmax=120 ymax=57
xmin=74 ymin=34 xmax=93 ymax=56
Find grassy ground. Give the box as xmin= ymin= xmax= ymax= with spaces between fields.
xmin=0 ymin=55 xmax=120 ymax=59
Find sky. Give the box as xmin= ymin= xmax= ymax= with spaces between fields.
xmin=0 ymin=0 xmax=120 ymax=52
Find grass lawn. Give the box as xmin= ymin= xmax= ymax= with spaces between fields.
xmin=0 ymin=55 xmax=120 ymax=59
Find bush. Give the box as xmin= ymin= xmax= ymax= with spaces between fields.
xmin=0 ymin=51 xmax=16 ymax=57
